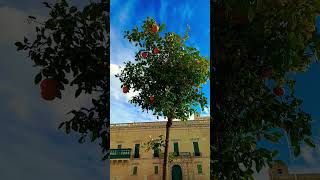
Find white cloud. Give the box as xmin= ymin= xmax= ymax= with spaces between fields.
xmin=110 ymin=63 xmax=122 ymax=75
xmin=0 ymin=120 xmax=106 ymax=180
xmin=109 ymin=1 xmax=209 ymax=124
xmin=110 ymin=97 xmax=166 ymax=124
xmin=204 ymin=107 xmax=209 ymax=114
xmin=112 ymin=0 xmax=137 ymax=25
xmin=201 ymin=107 xmax=210 ymax=116
xmin=110 ymin=63 xmax=140 ymax=101
xmin=110 ymin=21 xmax=210 ymax=123
xmin=188 ymin=114 xmax=195 ymax=120
xmin=251 ymin=145 xmax=320 ymax=178
xmin=110 ymin=26 xmax=138 ymax=64
xmin=0 ymin=5 xmax=106 ymax=180
xmin=301 ymin=146 xmax=317 ymax=164
xmin=0 ymin=53 xmax=106 ymax=180
xmin=110 ymin=25 xmax=164 ymax=123
xmin=110 ymin=63 xmax=122 ymax=101
xmin=299 ymin=145 xmax=320 ymax=165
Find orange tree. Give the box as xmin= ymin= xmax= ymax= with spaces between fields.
xmin=15 ymin=0 xmax=110 ymax=160
xmin=116 ymin=17 xmax=209 ymax=180
xmin=212 ymin=0 xmax=320 ymax=179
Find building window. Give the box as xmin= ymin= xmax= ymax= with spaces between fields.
xmin=134 ymin=144 xmax=140 ymax=158
xmin=193 ymin=142 xmax=200 ymax=156
xmin=197 ymin=164 xmax=203 ymax=174
xmin=277 ymin=168 xmax=282 ymax=174
xmin=173 ymin=142 xmax=179 ymax=156
xmin=117 ymin=144 xmax=122 ymax=149
xmin=132 ymin=166 xmax=138 ymax=175
xmin=154 ymin=165 xmax=159 ymax=174
xmin=153 ymin=148 xmax=159 ymax=157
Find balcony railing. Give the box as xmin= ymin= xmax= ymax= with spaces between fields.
xmin=173 ymin=152 xmax=192 ymax=158
xmin=173 ymin=152 xmax=201 ymax=158
xmin=179 ymin=152 xmax=192 ymax=158
xmin=110 ymin=148 xmax=132 ymax=159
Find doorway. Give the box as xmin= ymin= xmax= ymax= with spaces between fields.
xmin=172 ymin=164 xmax=182 ymax=180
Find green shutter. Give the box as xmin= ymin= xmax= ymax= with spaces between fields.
xmin=154 ymin=166 xmax=158 ymax=174
xmin=197 ymin=164 xmax=203 ymax=174
xmin=134 ymin=144 xmax=140 ymax=158
xmin=193 ymin=142 xmax=200 ymax=156
xmin=173 ymin=142 xmax=179 ymax=156
xmin=154 ymin=148 xmax=159 ymax=157
xmin=133 ymin=166 xmax=137 ymax=175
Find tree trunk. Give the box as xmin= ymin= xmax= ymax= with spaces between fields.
xmin=162 ymin=116 xmax=173 ymax=180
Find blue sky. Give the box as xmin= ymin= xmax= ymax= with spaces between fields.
xmin=253 ymin=18 xmax=320 ymax=180
xmin=254 ymin=64 xmax=320 ymax=179
xmin=110 ymin=0 xmax=210 ymax=124
xmin=1 ymin=1 xmax=319 ymax=179
xmin=0 ymin=1 xmax=106 ymax=180
xmin=274 ymin=62 xmax=320 ymax=171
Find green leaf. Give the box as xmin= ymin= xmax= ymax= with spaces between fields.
xmin=102 ymin=154 xmax=108 ymax=161
xmin=14 ymin=41 xmax=23 ymax=48
xmin=42 ymin=2 xmax=51 ymax=8
xmin=34 ymin=72 xmax=42 ymax=84
xmin=70 ymin=6 xmax=77 ymax=13
xmin=14 ymin=42 xmax=24 ymax=51
xmin=271 ymin=150 xmax=279 ymax=157
xmin=78 ymin=136 xmax=85 ymax=144
xmin=62 ymin=78 xmax=69 ymax=84
xmin=255 ymin=161 xmax=263 ymax=172
xmin=75 ymin=88 xmax=82 ymax=98
xmin=28 ymin=16 xmax=36 ymax=20
xmin=58 ymin=83 xmax=64 ymax=90
xmin=56 ymin=90 xmax=62 ymax=99
xmin=88 ymin=112 xmax=94 ymax=119
xmin=91 ymin=130 xmax=99 ymax=142
xmin=293 ymin=146 xmax=301 ymax=156
xmin=71 ymin=122 xmax=78 ymax=131
xmin=92 ymin=99 xmax=99 ymax=106
xmin=58 ymin=122 xmax=65 ymax=129
xmin=47 ymin=37 xmax=52 ymax=46
xmin=304 ymin=138 xmax=316 ymax=148
xmin=248 ymin=8 xmax=255 ymax=23
xmin=65 ymin=121 xmax=71 ymax=134
xmin=45 ymin=19 xmax=56 ymax=29
xmin=24 ymin=37 xmax=28 ymax=43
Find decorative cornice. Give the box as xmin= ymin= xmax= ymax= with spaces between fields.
xmin=111 ymin=118 xmax=210 ymax=131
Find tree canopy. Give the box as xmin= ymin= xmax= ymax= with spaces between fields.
xmin=116 ymin=17 xmax=210 ymax=120
xmin=116 ymin=17 xmax=210 ymax=180
xmin=212 ymin=0 xmax=320 ymax=179
xmin=15 ymin=0 xmax=110 ymax=160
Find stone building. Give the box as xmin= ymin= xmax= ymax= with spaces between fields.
xmin=110 ymin=115 xmax=210 ymax=180
xmin=269 ymin=161 xmax=320 ymax=180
